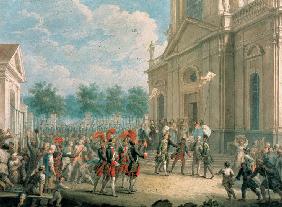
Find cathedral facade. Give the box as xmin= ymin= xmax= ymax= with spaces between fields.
xmin=146 ymin=0 xmax=282 ymax=152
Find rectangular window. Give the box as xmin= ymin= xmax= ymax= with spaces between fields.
xmin=250 ymin=73 xmax=260 ymax=130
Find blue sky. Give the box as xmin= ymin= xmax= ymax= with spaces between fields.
xmin=0 ymin=0 xmax=170 ymax=95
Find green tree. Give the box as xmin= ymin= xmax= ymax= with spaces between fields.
xmin=26 ymin=81 xmax=65 ymax=117
xmin=76 ymin=83 xmax=103 ymax=115
xmin=64 ymin=95 xmax=83 ymax=118
xmin=126 ymin=87 xmax=148 ymax=117
xmin=105 ymin=85 xmax=125 ymax=115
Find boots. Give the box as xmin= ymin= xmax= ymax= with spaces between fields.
xmin=169 ymin=164 xmax=175 ymax=173
xmin=181 ymin=165 xmax=185 ymax=175
xmin=154 ymin=164 xmax=160 ymax=174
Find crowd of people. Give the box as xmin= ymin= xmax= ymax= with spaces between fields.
xmin=0 ymin=125 xmax=151 ymax=206
xmin=228 ymin=135 xmax=282 ymax=202
xmin=0 ymin=118 xmax=282 ymax=206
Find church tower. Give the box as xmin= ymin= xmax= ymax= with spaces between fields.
xmin=170 ymin=1 xmax=242 ymax=31
xmin=170 ymin=0 xmax=187 ymax=34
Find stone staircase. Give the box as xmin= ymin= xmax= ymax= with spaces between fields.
xmin=142 ymin=151 xmax=234 ymax=170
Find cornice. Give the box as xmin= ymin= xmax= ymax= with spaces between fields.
xmin=7 ymin=64 xmax=25 ymax=83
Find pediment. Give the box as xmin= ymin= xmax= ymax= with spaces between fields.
xmin=8 ymin=48 xmax=25 ymax=82
xmin=0 ymin=44 xmax=26 ymax=82
xmin=164 ymin=18 xmax=217 ymax=58
xmin=13 ymin=51 xmax=24 ymax=76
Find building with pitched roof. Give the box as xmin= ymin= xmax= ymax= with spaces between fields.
xmin=0 ymin=44 xmax=27 ymax=148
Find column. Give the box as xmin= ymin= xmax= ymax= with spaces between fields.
xmin=276 ymin=11 xmax=282 ymax=144
xmin=0 ymin=76 xmax=5 ymax=129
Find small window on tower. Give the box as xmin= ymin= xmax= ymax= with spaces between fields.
xmin=186 ymin=0 xmax=203 ymax=20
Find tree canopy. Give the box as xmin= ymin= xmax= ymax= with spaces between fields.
xmin=25 ymin=82 xmax=149 ymax=119
xmin=105 ymin=85 xmax=124 ymax=115
xmin=26 ymin=81 xmax=65 ymax=117
xmin=126 ymin=86 xmax=148 ymax=117
xmin=76 ymin=83 xmax=103 ymax=115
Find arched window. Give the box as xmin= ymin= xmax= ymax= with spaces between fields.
xmin=250 ymin=73 xmax=259 ymax=130
xmin=186 ymin=0 xmax=202 ymax=20
xmin=157 ymin=94 xmax=165 ymax=120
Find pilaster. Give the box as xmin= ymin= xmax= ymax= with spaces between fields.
xmin=274 ymin=3 xmax=282 ymax=144
xmin=0 ymin=70 xmax=6 ymax=130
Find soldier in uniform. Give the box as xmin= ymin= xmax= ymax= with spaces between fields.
xmin=126 ymin=130 xmax=146 ymax=194
xmin=117 ymin=137 xmax=129 ymax=188
xmin=191 ymin=136 xmax=202 ymax=176
xmin=202 ymin=135 xmax=214 ymax=179
xmin=169 ymin=137 xmax=189 ymax=175
xmin=100 ymin=133 xmax=118 ymax=197
xmin=251 ymin=159 xmax=282 ymax=202
xmin=218 ymin=161 xmax=236 ymax=200
xmin=154 ymin=126 xmax=177 ymax=176
xmin=92 ymin=133 xmax=107 ymax=193
xmin=236 ymin=162 xmax=261 ymax=201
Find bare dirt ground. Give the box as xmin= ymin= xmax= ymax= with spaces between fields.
xmin=61 ymin=156 xmax=281 ymax=207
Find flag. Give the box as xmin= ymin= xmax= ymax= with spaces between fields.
xmin=149 ymin=88 xmax=160 ymax=100
xmin=200 ymin=72 xmax=216 ymax=86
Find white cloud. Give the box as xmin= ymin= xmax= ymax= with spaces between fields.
xmin=24 ymin=54 xmax=86 ymax=95
xmin=89 ymin=5 xmax=158 ymax=61
xmin=20 ymin=9 xmax=50 ymax=35
xmin=13 ymin=3 xmax=167 ymax=95
xmin=85 ymin=64 xmax=147 ymax=91
xmin=73 ymin=0 xmax=93 ymax=22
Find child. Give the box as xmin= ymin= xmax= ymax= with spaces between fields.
xmin=218 ymin=161 xmax=236 ymax=200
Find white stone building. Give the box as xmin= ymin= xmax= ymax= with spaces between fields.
xmin=0 ymin=44 xmax=27 ymax=148
xmin=146 ymin=0 xmax=282 ymax=152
